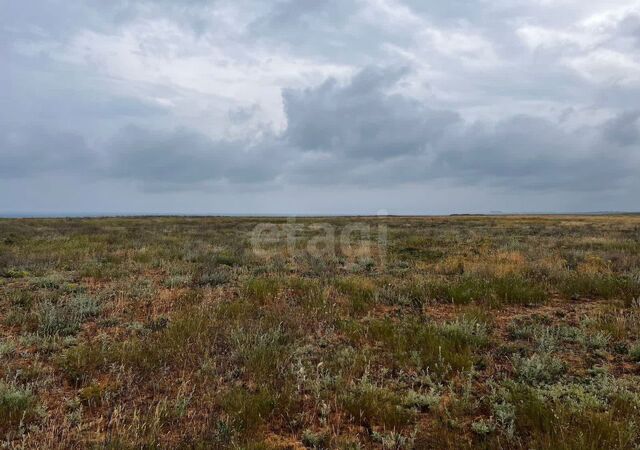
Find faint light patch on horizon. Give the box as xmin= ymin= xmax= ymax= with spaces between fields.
xmin=1 ymin=0 xmax=639 ymax=214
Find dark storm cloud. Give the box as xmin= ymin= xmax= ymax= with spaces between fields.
xmin=283 ymin=67 xmax=461 ymax=160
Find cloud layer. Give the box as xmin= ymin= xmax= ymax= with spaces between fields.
xmin=1 ymin=0 xmax=640 ymax=213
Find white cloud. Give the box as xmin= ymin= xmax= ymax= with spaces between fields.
xmin=565 ymin=49 xmax=640 ymax=85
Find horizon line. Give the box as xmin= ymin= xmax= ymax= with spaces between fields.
xmin=2 ymin=211 xmax=640 ymax=219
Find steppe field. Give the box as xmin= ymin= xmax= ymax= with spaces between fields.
xmin=1 ymin=215 xmax=640 ymax=449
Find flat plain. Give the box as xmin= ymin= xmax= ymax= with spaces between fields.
xmin=1 ymin=215 xmax=640 ymax=449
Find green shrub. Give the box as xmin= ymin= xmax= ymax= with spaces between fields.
xmin=578 ymin=331 xmax=610 ymax=351
xmin=499 ymin=382 xmax=638 ymax=449
xmin=402 ymin=389 xmax=441 ymax=412
xmin=378 ymin=279 xmax=428 ymax=308
xmin=471 ymin=418 xmax=495 ymax=435
xmin=439 ymin=316 xmax=489 ymax=347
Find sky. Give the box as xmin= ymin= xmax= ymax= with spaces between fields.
xmin=1 ymin=0 xmax=640 ymax=215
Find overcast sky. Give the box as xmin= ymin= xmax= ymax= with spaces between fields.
xmin=2 ymin=0 xmax=640 ymax=215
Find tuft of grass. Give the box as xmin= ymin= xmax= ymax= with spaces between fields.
xmin=0 ymin=340 xmax=16 ymax=358
xmin=163 ymin=274 xmax=192 ymax=288
xmin=340 ymin=380 xmax=415 ymax=430
xmin=629 ymin=342 xmax=640 ymax=362
xmin=2 ymin=268 xmax=30 ymax=278
xmin=0 ymin=382 xmax=39 ymax=432
xmin=301 ymin=429 xmax=329 ymax=449
xmin=218 ymin=386 xmax=299 ymax=440
xmin=36 ymin=295 xmax=101 ymax=336
xmin=491 ymin=275 xmax=547 ymax=306
xmin=334 ymin=276 xmax=376 ymax=314
xmin=353 ymin=318 xmax=486 ymax=376
xmin=428 ymin=275 xmax=547 ymax=306
xmin=195 ymin=271 xmax=230 ymax=287
xmin=244 ymin=277 xmax=282 ymax=304
xmin=558 ymin=275 xmax=640 ymax=305
xmin=495 ymin=381 xmax=638 ymax=450
xmin=513 ymin=353 xmax=567 ymax=385
xmin=57 ymin=341 xmax=109 ymax=384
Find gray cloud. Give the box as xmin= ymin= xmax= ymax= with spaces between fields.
xmin=104 ymin=126 xmax=284 ymax=190
xmin=281 ymin=67 xmax=638 ymax=191
xmin=603 ymin=111 xmax=640 ymax=146
xmin=2 ymin=65 xmax=638 ymax=195
xmin=435 ymin=116 xmax=633 ymax=191
xmin=283 ymin=67 xmax=460 ymax=159
xmin=2 ymin=0 xmax=640 ymax=213
xmin=0 ymin=126 xmax=94 ymax=178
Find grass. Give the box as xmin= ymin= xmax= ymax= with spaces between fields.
xmin=557 ymin=274 xmax=640 ymax=306
xmin=346 ymin=317 xmax=487 ymax=377
xmin=1 ymin=215 xmax=640 ymax=447
xmin=428 ymin=274 xmax=547 ymax=306
xmin=0 ymin=381 xmax=39 ymax=433
xmin=36 ymin=295 xmax=101 ymax=336
xmin=340 ymin=379 xmax=416 ymax=429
